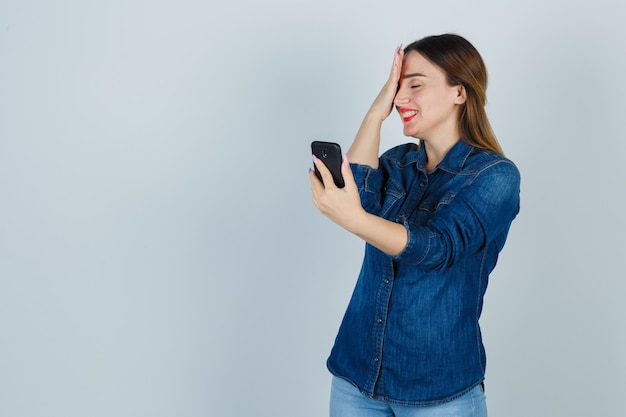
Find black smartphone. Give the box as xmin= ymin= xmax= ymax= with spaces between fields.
xmin=311 ymin=141 xmax=345 ymax=188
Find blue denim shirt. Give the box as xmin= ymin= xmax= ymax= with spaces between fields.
xmin=327 ymin=140 xmax=520 ymax=405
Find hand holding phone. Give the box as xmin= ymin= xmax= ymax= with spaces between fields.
xmin=311 ymin=141 xmax=345 ymax=188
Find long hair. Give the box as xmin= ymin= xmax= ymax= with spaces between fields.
xmin=404 ymin=34 xmax=504 ymax=155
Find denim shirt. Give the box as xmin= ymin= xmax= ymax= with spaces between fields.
xmin=326 ymin=140 xmax=520 ymax=405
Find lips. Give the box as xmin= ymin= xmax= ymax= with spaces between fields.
xmin=399 ymin=108 xmax=417 ymax=123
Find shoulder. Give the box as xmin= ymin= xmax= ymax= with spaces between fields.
xmin=461 ymin=149 xmax=521 ymax=207
xmin=464 ymin=148 xmax=520 ymax=180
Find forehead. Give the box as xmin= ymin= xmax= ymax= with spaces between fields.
xmin=401 ymin=51 xmax=445 ymax=79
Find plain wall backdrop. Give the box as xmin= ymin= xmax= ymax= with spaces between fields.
xmin=1 ymin=1 xmax=624 ymax=416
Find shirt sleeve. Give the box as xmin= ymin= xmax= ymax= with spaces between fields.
xmin=393 ymin=159 xmax=521 ymax=271
xmin=350 ymin=162 xmax=386 ymax=216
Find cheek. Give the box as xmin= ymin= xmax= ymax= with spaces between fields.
xmin=412 ymin=92 xmax=431 ymax=109
xmin=424 ymin=91 xmax=455 ymax=111
xmin=409 ymin=92 xmax=424 ymax=106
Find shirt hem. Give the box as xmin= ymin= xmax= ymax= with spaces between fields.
xmin=327 ymin=364 xmax=484 ymax=407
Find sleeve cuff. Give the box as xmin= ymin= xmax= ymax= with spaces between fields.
xmin=393 ymin=216 xmax=438 ymax=266
xmin=350 ymin=163 xmax=384 ymax=194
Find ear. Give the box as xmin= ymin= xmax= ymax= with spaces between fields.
xmin=454 ymin=85 xmax=467 ymax=105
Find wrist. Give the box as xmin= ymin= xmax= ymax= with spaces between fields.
xmin=364 ymin=108 xmax=388 ymax=125
xmin=344 ymin=208 xmax=369 ymax=236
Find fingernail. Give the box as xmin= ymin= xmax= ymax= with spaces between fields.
xmin=396 ymin=43 xmax=403 ymax=53
xmin=342 ymin=153 xmax=349 ymax=166
xmin=312 ymin=154 xmax=318 ymax=163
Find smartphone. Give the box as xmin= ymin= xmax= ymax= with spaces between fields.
xmin=311 ymin=141 xmax=345 ymax=188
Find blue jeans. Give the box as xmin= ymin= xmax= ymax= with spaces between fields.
xmin=329 ymin=376 xmax=488 ymax=417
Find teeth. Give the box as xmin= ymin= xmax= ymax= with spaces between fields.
xmin=401 ymin=110 xmax=417 ymax=118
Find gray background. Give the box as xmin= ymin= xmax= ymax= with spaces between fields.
xmin=1 ymin=1 xmax=624 ymax=416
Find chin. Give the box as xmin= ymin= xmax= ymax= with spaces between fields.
xmin=403 ymin=126 xmax=420 ymax=138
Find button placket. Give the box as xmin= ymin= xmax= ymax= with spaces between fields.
xmin=366 ymin=260 xmax=394 ymax=392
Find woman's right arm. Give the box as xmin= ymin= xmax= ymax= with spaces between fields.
xmin=346 ymin=46 xmax=404 ymax=169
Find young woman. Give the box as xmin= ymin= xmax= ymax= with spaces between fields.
xmin=310 ymin=34 xmax=520 ymax=417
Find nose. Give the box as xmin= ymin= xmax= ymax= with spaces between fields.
xmin=393 ymin=84 xmax=410 ymax=107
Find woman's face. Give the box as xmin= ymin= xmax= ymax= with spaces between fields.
xmin=393 ymin=51 xmax=465 ymax=142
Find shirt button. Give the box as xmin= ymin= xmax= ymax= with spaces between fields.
xmin=419 ymin=182 xmax=425 ymax=187
xmin=384 ymin=279 xmax=390 ymax=284
xmin=376 ymin=318 xmax=383 ymax=323
xmin=374 ymin=357 xmax=379 ymax=362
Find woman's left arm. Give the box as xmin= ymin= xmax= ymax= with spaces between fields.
xmin=395 ymin=160 xmax=521 ymax=271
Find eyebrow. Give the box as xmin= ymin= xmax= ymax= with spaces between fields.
xmin=402 ymin=72 xmax=427 ymax=79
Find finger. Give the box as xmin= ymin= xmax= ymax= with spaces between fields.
xmin=389 ymin=44 xmax=404 ymax=80
xmin=309 ymin=166 xmax=320 ymax=185
xmin=309 ymin=167 xmax=323 ymax=194
xmin=340 ymin=154 xmax=357 ymax=190
xmin=312 ymin=154 xmax=337 ymax=189
xmin=309 ymin=168 xmax=323 ymax=209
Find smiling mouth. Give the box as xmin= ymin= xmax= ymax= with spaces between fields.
xmin=399 ymin=109 xmax=417 ymax=122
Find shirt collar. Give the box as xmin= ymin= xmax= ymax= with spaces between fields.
xmin=414 ymin=139 xmax=474 ymax=173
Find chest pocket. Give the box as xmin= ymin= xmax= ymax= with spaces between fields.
xmin=380 ymin=180 xmax=406 ymax=219
xmin=413 ymin=192 xmax=456 ymax=223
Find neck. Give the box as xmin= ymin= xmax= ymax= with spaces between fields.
xmin=422 ymin=135 xmax=460 ymax=171
xmin=417 ymin=111 xmax=463 ymax=171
